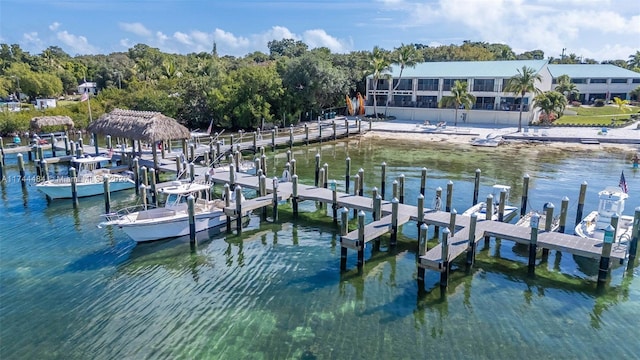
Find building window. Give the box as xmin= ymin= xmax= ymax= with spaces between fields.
xmin=474 ymin=97 xmax=496 ymax=110
xmin=391 ymin=95 xmax=413 ymax=107
xmin=473 ymin=79 xmax=495 ymax=92
xmin=632 ymin=79 xmax=640 ymax=84
xmin=611 ymin=78 xmax=627 ymax=84
xmin=589 ymin=78 xmax=606 ymax=84
xmin=443 ymin=79 xmax=467 ymax=91
xmin=610 ymin=93 xmax=626 ymax=100
xmin=417 ymin=79 xmax=439 ymax=91
xmin=500 ymin=97 xmax=529 ymax=111
xmin=551 ymin=78 xmax=557 ymax=84
xmin=572 ymin=78 xmax=587 ymax=84
xmin=392 ymin=79 xmax=413 ymax=91
xmin=416 ymin=96 xmax=438 ymax=108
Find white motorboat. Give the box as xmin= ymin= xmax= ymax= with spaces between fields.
xmin=574 ymin=186 xmax=634 ymax=243
xmin=100 ymin=181 xmax=247 ymax=242
xmin=36 ymin=156 xmax=135 ymax=199
xmin=516 ymin=204 xmax=560 ymax=231
xmin=462 ymin=185 xmax=518 ymax=222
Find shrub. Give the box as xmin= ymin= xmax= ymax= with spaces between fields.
xmin=594 ymin=99 xmax=605 ymax=107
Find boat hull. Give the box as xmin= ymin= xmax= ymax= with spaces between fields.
xmin=574 ymin=211 xmax=634 ymax=243
xmin=36 ymin=178 xmax=135 ymax=199
xmin=462 ymin=202 xmax=518 ymax=222
xmin=118 ymin=211 xmax=231 ymax=242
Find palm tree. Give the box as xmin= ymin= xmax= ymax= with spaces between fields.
xmin=365 ymin=46 xmax=391 ymax=119
xmin=628 ymin=51 xmax=640 ymax=69
xmin=554 ymin=74 xmax=580 ymax=102
xmin=438 ymin=80 xmax=475 ymax=126
xmin=385 ymin=44 xmax=420 ymax=117
xmin=533 ymin=91 xmax=567 ymax=124
xmin=504 ymin=66 xmax=542 ymax=132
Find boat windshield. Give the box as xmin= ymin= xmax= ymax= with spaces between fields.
xmin=165 ymin=191 xmax=201 ymax=208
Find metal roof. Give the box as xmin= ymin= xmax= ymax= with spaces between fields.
xmin=547 ymin=64 xmax=640 ymax=79
xmin=382 ymin=60 xmax=549 ymax=78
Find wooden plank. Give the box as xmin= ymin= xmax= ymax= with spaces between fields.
xmin=341 ymin=213 xmax=411 ymax=250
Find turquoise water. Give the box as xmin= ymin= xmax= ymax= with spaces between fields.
xmin=1 ymin=138 xmax=639 ymax=359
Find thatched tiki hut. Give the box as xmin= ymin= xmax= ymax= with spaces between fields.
xmin=30 ymin=115 xmax=74 ymax=132
xmin=87 ymin=108 xmax=190 ymax=174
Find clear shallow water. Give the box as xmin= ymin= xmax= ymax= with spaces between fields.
xmin=1 ymin=138 xmax=639 ymax=359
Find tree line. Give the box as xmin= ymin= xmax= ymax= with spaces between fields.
xmin=0 ymin=40 xmax=638 ymax=135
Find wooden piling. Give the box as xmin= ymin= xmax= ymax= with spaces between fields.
xmin=576 ymin=181 xmax=588 ymax=226
xmin=289 ymin=126 xmax=294 ymax=149
xmin=93 ymin=133 xmax=99 ymax=155
xmin=69 ymin=141 xmax=76 ymax=160
xmin=391 ymin=197 xmax=399 ymax=246
xmin=292 ymin=175 xmax=299 ymax=217
xmin=50 ymin=134 xmax=56 ymax=157
xmin=445 ymin=180 xmax=453 ymax=212
xmin=228 ymin=163 xmax=236 ymax=189
xmin=331 ymin=180 xmax=338 ymax=223
xmin=449 ymin=209 xmax=457 ymax=237
xmin=323 ymin=163 xmax=329 ymax=188
xmin=41 ymin=159 xmax=49 ymax=181
xmin=528 ymin=213 xmax=540 ymax=275
xmin=559 ymin=197 xmax=569 ymax=233
xmin=484 ymin=194 xmax=493 ymax=245
xmin=392 ymin=180 xmax=398 ymax=200
xmin=357 ymin=210 xmax=365 ymax=269
xmin=260 ymin=154 xmax=267 ymax=176
xmin=380 ymin=162 xmax=386 ymax=200
xmin=187 ymin=195 xmax=196 ymax=243
xmin=133 ymin=158 xmax=140 ymax=195
xmin=520 ymin=174 xmax=530 ymax=217
xmin=304 ymin=124 xmax=309 ymax=145
xmin=498 ymin=188 xmax=507 ymax=222
xmin=272 ymin=177 xmax=279 ymax=221
xmin=17 ymin=153 xmax=26 ymax=186
xmin=417 ymin=194 xmax=424 ymax=228
xmin=70 ymin=167 xmax=78 ymax=207
xmin=345 ymin=157 xmax=351 ymax=193
xmin=466 ymin=213 xmax=478 ymax=267
xmin=259 ymin=175 xmax=267 ymax=220
xmin=224 ymin=183 xmax=232 ymax=232
xmin=63 ymin=136 xmax=69 ymax=155
xmin=340 ymin=207 xmax=349 ymax=270
xmin=235 ymin=186 xmax=243 ymax=233
xmin=357 ymin=168 xmax=364 ymax=197
xmin=103 ymin=176 xmax=111 ymax=213
xmin=150 ymin=168 xmax=158 ymax=206
xmin=597 ymin=225 xmax=615 ymax=288
xmin=271 ymin=129 xmax=276 ymax=151
xmin=626 ymin=207 xmax=640 ymax=267
xmin=290 ymin=158 xmax=297 ymax=176
xmin=542 ymin=203 xmax=555 ymax=257
xmin=440 ymin=227 xmax=451 ymax=288
xmin=417 ymin=223 xmax=429 ymax=283
xmin=372 ymin=187 xmax=380 ymax=221
xmin=398 ymin=174 xmax=405 ymax=204
xmin=140 ymin=166 xmax=148 ymax=188
xmin=434 ymin=187 xmax=442 ymax=236
xmin=420 ymin=167 xmax=427 ymax=197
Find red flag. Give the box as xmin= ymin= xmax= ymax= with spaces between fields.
xmin=619 ymin=171 xmax=628 ymax=194
xmin=80 ymin=92 xmax=89 ymax=102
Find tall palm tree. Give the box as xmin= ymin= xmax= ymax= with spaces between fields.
xmin=385 ymin=44 xmax=420 ymax=117
xmin=554 ymin=74 xmax=579 ymax=102
xmin=365 ymin=46 xmax=391 ymax=119
xmin=504 ymin=66 xmax=542 ymax=132
xmin=438 ymin=80 xmax=475 ymax=126
xmin=628 ymin=51 xmax=640 ymax=69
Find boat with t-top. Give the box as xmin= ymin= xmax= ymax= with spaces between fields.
xmin=462 ymin=184 xmax=518 ymax=222
xmin=574 ymin=186 xmax=634 ymax=244
xmin=100 ymin=180 xmax=247 ymax=242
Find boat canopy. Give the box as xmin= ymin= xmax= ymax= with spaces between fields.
xmin=160 ymin=182 xmax=210 ymax=195
xmin=72 ymin=156 xmax=112 ymax=164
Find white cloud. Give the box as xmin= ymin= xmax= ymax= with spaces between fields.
xmin=120 ymin=38 xmax=132 ymax=48
xmin=56 ymin=30 xmax=99 ymax=54
xmin=119 ymin=22 xmax=152 ymax=37
xmin=155 ymin=31 xmax=168 ymax=44
xmin=173 ymin=31 xmax=193 ymax=46
xmin=22 ymin=32 xmax=43 ymax=50
xmin=48 ymin=22 xmax=60 ymax=31
xmin=302 ymin=29 xmax=350 ymax=53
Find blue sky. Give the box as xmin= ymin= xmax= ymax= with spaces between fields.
xmin=1 ymin=0 xmax=638 ymax=61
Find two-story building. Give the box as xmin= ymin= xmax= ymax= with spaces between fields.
xmin=365 ymin=60 xmax=640 ymax=125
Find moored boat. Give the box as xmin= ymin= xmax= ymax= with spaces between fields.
xmin=516 ymin=203 xmax=560 ymax=231
xmin=462 ymin=184 xmax=518 ymax=222
xmin=574 ymin=186 xmax=634 ymax=244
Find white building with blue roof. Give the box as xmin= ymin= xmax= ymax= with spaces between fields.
xmin=365 ymin=60 xmax=640 ymax=125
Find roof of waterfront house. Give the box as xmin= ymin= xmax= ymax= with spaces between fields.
xmin=380 ymin=60 xmax=549 ymax=78
xmin=547 ymin=64 xmax=640 ymax=79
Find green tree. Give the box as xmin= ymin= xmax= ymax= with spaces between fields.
xmin=504 ymin=66 xmax=542 ymax=132
xmin=385 ymin=44 xmax=420 ymax=117
xmin=365 ymin=46 xmax=391 ymax=119
xmin=630 ymin=86 xmax=640 ymax=101
xmin=438 ymin=80 xmax=475 ymax=126
xmin=267 ymin=39 xmax=308 ymax=59
xmin=554 ymin=74 xmax=580 ymax=102
xmin=533 ymin=91 xmax=567 ymax=124
xmin=628 ymin=51 xmax=640 ymax=69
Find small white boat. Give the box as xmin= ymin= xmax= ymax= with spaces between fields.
xmin=462 ymin=185 xmax=518 ymax=221
xmin=100 ymin=181 xmax=247 ymax=242
xmin=516 ymin=204 xmax=560 ymax=231
xmin=36 ymin=156 xmax=135 ymax=199
xmin=574 ymin=186 xmax=634 ymax=243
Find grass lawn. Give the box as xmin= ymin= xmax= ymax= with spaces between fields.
xmin=555 ymin=104 xmax=639 ymax=125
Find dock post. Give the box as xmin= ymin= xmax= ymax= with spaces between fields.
xmin=445 ymin=180 xmax=453 ymax=212
xmin=358 ymin=118 xmax=362 ymax=133
xmin=357 ymin=168 xmax=364 ymax=196
xmin=542 ymin=203 xmax=555 ymax=257
xmin=420 ymin=167 xmax=427 ymax=197
xmin=187 ymin=144 xmax=194 ymax=163
xmin=345 ymin=118 xmax=349 ymax=137
xmin=252 ymin=131 xmax=257 ymax=153
xmin=381 ymin=162 xmax=387 ymax=200
xmin=392 ymin=180 xmax=398 ymax=200
xmin=498 ymin=188 xmax=507 ymax=222
xmin=234 ymin=150 xmax=240 ymax=170
xmin=175 ymin=156 xmax=181 ymax=176
xmin=440 ymin=227 xmax=451 ymax=288
xmin=133 ymin=158 xmax=140 ymax=195
xmin=449 ymin=209 xmax=457 ymax=237
xmin=319 ymin=122 xmax=322 ymax=141
xmin=229 ymin=134 xmax=234 ymax=149
xmin=417 ymin=223 xmax=429 ymax=284
xmin=323 ymin=163 xmax=329 ymax=188
xmin=289 ymin=126 xmax=294 ymax=149
xmin=417 ymin=193 xmax=424 ymax=228
xmin=93 ymin=133 xmax=99 ymax=155
xmin=375 ymin=194 xmax=382 ymax=221
xmin=50 ymin=134 xmax=56 ymax=157
xmin=140 ymin=166 xmax=148 ymax=188
xmin=357 ymin=210 xmax=365 ymax=270
xmin=345 ymin=157 xmax=351 ymax=193
xmin=332 ymin=121 xmax=337 ymax=141
xmin=224 ymin=184 xmax=231 ymax=232
xmin=597 ymin=225 xmax=615 ymax=289
xmin=292 ymin=175 xmax=299 ymax=217
xmin=470 ymin=168 xmax=480 ymax=205
xmin=63 ymin=135 xmax=69 ymax=155
xmin=528 ymin=213 xmax=540 ymax=275
xmin=398 ymin=174 xmax=405 ymax=204
xmin=78 ymin=138 xmax=84 ymax=153
xmin=466 ymin=213 xmax=478 ymax=267
xmin=314 ymin=153 xmax=320 ymax=186
xmin=272 ymin=177 xmax=279 ymax=221
xmin=0 ymin=153 xmax=4 ymax=182
xmin=216 ymin=141 xmax=222 ymax=162
xmin=235 ymin=186 xmax=243 ymax=233
xmin=260 ymin=175 xmax=267 ymax=220
xmin=559 ymin=197 xmax=569 ymax=233
xmin=484 ymin=194 xmax=493 ymax=246
xmin=304 ymin=124 xmax=309 ymax=145
xmin=610 ymin=213 xmax=620 ymax=242
xmin=41 ymin=159 xmax=49 ymax=181
xmin=17 ymin=153 xmax=25 ymax=186
xmin=254 ymin=160 xmax=261 ymax=178
xmin=70 ymin=167 xmax=78 ymax=207
xmin=626 ymin=207 xmax=640 ymax=267
xmin=69 ymin=141 xmax=75 ymax=160
xmin=434 ymin=187 xmax=443 ymax=236
xmin=189 ymin=162 xmax=195 ymax=183
xmin=187 ymin=195 xmax=196 ymax=244
xmin=260 ymin=154 xmax=267 ymax=176
xmin=229 ymin=163 xmax=236 ymax=189
xmin=37 ymin=145 xmax=44 ymax=162
xmin=140 ymin=184 xmax=148 ymax=211
xmin=150 ymin=168 xmax=158 ymax=206
xmin=576 ymin=181 xmax=588 ymax=226
xmin=391 ymin=197 xmax=399 ymax=247
xmin=286 ymin=150 xmax=292 ymax=164
xmin=290 ymin=158 xmax=297 ymax=176
xmin=103 ymin=176 xmax=110 ymax=213
xmin=340 ymin=207 xmax=349 ymax=270
xmin=372 ymin=187 xmax=380 ymax=221
xmin=106 ymin=135 xmax=112 ymax=151
xmin=28 ymin=145 xmax=33 ymax=162
xmin=271 ymin=129 xmax=276 ymax=152
xmin=520 ymin=174 xmax=530 ymax=217
xmin=332 ymin=180 xmax=338 ymax=223
xmin=318 ymin=168 xmax=325 ymax=210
